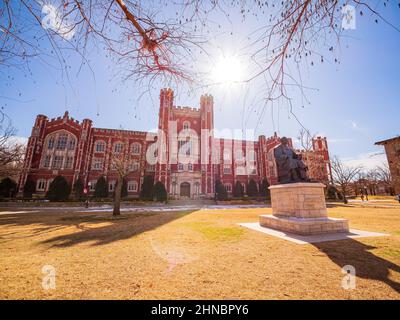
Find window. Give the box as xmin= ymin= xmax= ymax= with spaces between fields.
xmin=236 ymin=166 xmax=246 ymax=175
xmin=89 ymin=181 xmax=96 ymax=191
xmin=178 ymin=140 xmax=191 ymax=156
xmin=48 ymin=138 xmax=55 ymax=149
xmin=52 ymin=156 xmax=63 ymax=169
xmin=131 ymin=143 xmax=141 ymax=155
xmin=129 ymin=162 xmax=140 ymax=172
xmin=223 ymin=164 xmax=231 ymax=174
xmin=109 ymin=181 xmax=116 ymax=192
xmin=188 ymin=163 xmax=193 ymax=171
xmin=65 ymin=156 xmax=74 ymax=169
xmin=43 ymin=155 xmax=51 ymax=168
xmin=223 ymin=149 xmax=231 ymax=161
xmin=92 ymin=158 xmax=104 ymax=170
xmin=235 ymin=149 xmax=243 ymax=161
xmin=37 ymin=179 xmax=46 ymax=191
xmin=95 ymin=141 xmax=106 ymax=152
xmin=146 ymin=165 xmax=156 ymax=172
xmin=178 ymin=163 xmax=184 ymax=171
xmin=110 ymin=162 xmax=117 ymax=171
xmin=127 ymin=181 xmax=138 ymax=192
xmin=183 ymin=121 xmax=190 ymax=130
xmin=224 ymin=183 xmax=232 ymax=192
xmin=67 ymin=139 xmax=76 ymax=150
xmin=114 ymin=142 xmax=123 ymax=153
xmin=56 ymin=133 xmax=68 ymax=150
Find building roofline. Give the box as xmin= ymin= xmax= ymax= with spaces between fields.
xmin=375 ymin=136 xmax=400 ymax=145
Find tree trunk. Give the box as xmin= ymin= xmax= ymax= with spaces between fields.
xmin=113 ymin=175 xmax=123 ymax=216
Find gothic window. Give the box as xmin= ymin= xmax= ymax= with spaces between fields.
xmin=183 ymin=121 xmax=190 ymax=130
xmin=42 ymin=131 xmax=76 ymax=169
xmin=95 ymin=140 xmax=106 ymax=152
xmin=56 ymin=133 xmax=68 ymax=150
xmin=131 ymin=143 xmax=141 ymax=155
xmin=65 ymin=156 xmax=74 ymax=169
xmin=48 ymin=137 xmax=55 ymax=149
xmin=67 ymin=139 xmax=76 ymax=150
xmin=43 ymin=155 xmax=51 ymax=168
xmin=52 ymin=156 xmax=63 ymax=169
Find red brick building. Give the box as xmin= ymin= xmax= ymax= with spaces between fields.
xmin=18 ymin=88 xmax=332 ymax=199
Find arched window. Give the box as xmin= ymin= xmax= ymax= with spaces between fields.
xmin=42 ymin=131 xmax=76 ymax=170
xmin=183 ymin=121 xmax=190 ymax=130
xmin=95 ymin=140 xmax=106 ymax=152
xmin=127 ymin=181 xmax=138 ymax=192
xmin=131 ymin=143 xmax=141 ymax=155
xmin=114 ymin=142 xmax=123 ymax=153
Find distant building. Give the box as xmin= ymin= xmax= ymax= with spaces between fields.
xmin=375 ymin=136 xmax=400 ymax=194
xmin=18 ymin=89 xmax=332 ymax=199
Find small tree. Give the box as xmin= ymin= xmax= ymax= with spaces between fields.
xmin=215 ymin=180 xmax=228 ymax=201
xmin=94 ymin=176 xmax=108 ymax=199
xmin=23 ymin=178 xmax=36 ymax=199
xmin=46 ymin=176 xmax=71 ymax=201
xmin=331 ymin=156 xmax=362 ymax=204
xmin=140 ymin=175 xmax=154 ymax=200
xmin=153 ymin=181 xmax=167 ymax=202
xmin=233 ymin=181 xmax=244 ymax=198
xmin=0 ymin=177 xmax=17 ymax=198
xmin=247 ymin=179 xmax=259 ymax=197
xmin=259 ymin=178 xmax=270 ymax=200
xmin=73 ymin=179 xmax=84 ymax=201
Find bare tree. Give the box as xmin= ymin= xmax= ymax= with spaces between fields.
xmin=110 ymin=137 xmax=130 ymax=216
xmin=375 ymin=163 xmax=394 ymax=195
xmin=331 ymin=155 xmax=362 ymax=204
xmin=0 ymin=112 xmax=25 ymax=179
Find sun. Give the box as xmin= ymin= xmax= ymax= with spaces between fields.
xmin=211 ymin=55 xmax=244 ymax=84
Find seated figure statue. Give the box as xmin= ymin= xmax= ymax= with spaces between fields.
xmin=273 ymin=137 xmax=309 ymax=184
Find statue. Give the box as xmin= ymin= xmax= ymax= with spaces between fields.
xmin=273 ymin=137 xmax=309 ymax=184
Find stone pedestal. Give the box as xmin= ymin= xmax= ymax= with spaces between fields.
xmin=260 ymin=183 xmax=349 ymax=235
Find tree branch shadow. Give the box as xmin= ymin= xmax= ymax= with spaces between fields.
xmin=313 ymin=238 xmax=400 ymax=293
xmin=0 ymin=210 xmax=194 ymax=247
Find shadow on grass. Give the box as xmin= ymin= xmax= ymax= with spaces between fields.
xmin=0 ymin=210 xmax=195 ymax=247
xmin=313 ymin=239 xmax=400 ymax=293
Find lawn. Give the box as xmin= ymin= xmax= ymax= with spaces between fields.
xmin=0 ymin=204 xmax=399 ymax=299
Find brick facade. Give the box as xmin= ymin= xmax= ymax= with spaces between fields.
xmin=376 ymin=136 xmax=400 ymax=194
xmin=18 ymin=88 xmax=332 ymax=199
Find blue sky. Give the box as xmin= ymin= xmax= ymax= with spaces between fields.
xmin=1 ymin=2 xmax=399 ymax=169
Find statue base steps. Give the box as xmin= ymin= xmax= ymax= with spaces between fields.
xmin=260 ymin=182 xmax=349 ymax=235
xmin=259 ymin=215 xmax=349 ymax=236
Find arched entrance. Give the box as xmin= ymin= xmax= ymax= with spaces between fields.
xmin=180 ymin=182 xmax=190 ymax=198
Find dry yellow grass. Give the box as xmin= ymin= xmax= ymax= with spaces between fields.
xmin=0 ymin=204 xmax=399 ymax=299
